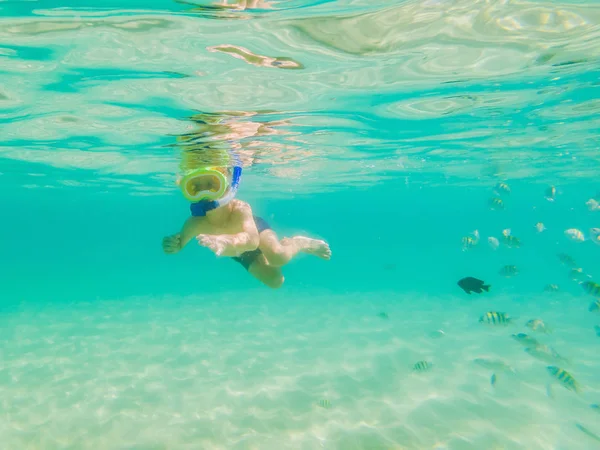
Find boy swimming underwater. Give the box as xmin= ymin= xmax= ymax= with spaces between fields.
xmin=162 ymin=165 xmax=331 ymax=288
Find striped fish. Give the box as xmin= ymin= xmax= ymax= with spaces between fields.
xmin=546 ymin=366 xmax=580 ymax=393
xmin=502 ymin=235 xmax=521 ymax=248
xmin=526 ymin=319 xmax=552 ymax=334
xmin=499 ymin=265 xmax=519 ymax=277
xmin=413 ymin=361 xmax=433 ymax=372
xmin=590 ymin=227 xmax=600 ymax=246
xmin=461 ymin=235 xmax=478 ymax=251
xmin=525 ymin=345 xmax=568 ymax=365
xmin=318 ymin=399 xmax=332 ymax=409
xmin=557 ymin=253 xmax=577 ymax=268
xmin=581 ymin=281 xmax=600 ymax=297
xmin=511 ymin=332 xmax=540 ymax=347
xmin=489 ymin=197 xmax=504 ymax=210
xmin=565 ymin=228 xmax=585 ymax=242
xmin=479 ymin=311 xmax=512 ymax=325
xmin=494 ymin=182 xmax=510 ymax=196
xmin=589 ymin=300 xmax=600 ymax=313
xmin=473 ymin=358 xmax=514 ymax=373
xmin=543 ymin=284 xmax=560 ymax=293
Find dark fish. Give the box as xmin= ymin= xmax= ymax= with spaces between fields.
xmin=458 ymin=277 xmax=491 ymax=294
xmin=576 ymin=423 xmax=600 ymax=443
xmin=377 ymin=312 xmax=389 ymax=319
xmin=595 ymin=325 xmax=600 ymax=337
xmin=491 ymin=373 xmax=497 ymax=387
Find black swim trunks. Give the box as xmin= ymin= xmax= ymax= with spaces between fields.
xmin=232 ymin=216 xmax=271 ymax=270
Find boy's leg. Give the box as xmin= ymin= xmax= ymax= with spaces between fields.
xmin=246 ymin=254 xmax=285 ymax=289
xmin=257 ymin=229 xmax=331 ymax=268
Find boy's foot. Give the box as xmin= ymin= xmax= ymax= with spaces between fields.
xmin=282 ymin=236 xmax=332 ymax=260
xmin=162 ymin=233 xmax=182 ymax=254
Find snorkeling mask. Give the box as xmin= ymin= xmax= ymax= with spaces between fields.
xmin=181 ymin=166 xmax=243 ymax=216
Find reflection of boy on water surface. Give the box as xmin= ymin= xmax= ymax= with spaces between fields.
xmin=162 ymin=112 xmax=331 ymax=289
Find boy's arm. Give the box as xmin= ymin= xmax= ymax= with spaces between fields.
xmin=162 ymin=217 xmax=201 ymax=254
xmin=196 ymin=202 xmax=260 ymax=257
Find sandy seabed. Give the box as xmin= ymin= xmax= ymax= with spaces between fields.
xmin=1 ymin=291 xmax=598 ymax=449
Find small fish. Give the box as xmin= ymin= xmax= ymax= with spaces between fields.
xmin=547 ymin=366 xmax=580 ymax=393
xmin=586 ymin=198 xmax=599 ymax=211
xmin=494 ymin=182 xmax=510 ymax=196
xmin=570 ymin=268 xmax=590 ymax=282
xmin=592 ymin=404 xmax=600 ymax=412
xmin=525 ymin=345 xmax=568 ymax=365
xmin=473 ymin=358 xmax=515 ymax=373
xmin=590 ymin=228 xmax=600 ymax=246
xmin=499 ymin=265 xmax=519 ymax=277
xmin=512 ymin=332 xmax=541 ymax=347
xmin=526 ymin=319 xmax=552 ymax=334
xmin=543 ymin=284 xmax=560 ymax=293
xmin=489 ymin=197 xmax=504 ymax=210
xmin=461 ymin=230 xmax=480 ymax=251
xmin=545 ymin=185 xmax=557 ymax=201
xmin=318 ymin=399 xmax=332 ymax=409
xmin=535 ymin=222 xmax=546 ymax=233
xmin=557 ymin=253 xmax=577 ymax=268
xmin=377 ymin=312 xmax=389 ymax=319
xmin=413 ymin=361 xmax=433 ymax=372
xmin=428 ymin=329 xmax=445 ymax=339
xmin=589 ymin=300 xmax=600 ymax=313
xmin=565 ymin=228 xmax=585 ymax=242
xmin=581 ymin=281 xmax=600 ymax=297
xmin=480 ymin=311 xmax=512 ymax=325
xmin=595 ymin=325 xmax=600 ymax=337
xmin=488 ymin=236 xmax=500 ymax=250
xmin=457 ymin=277 xmax=490 ymax=294
xmin=501 ymin=229 xmax=521 ymax=248
xmin=473 ymin=358 xmax=515 ymax=387
xmin=576 ymin=423 xmax=600 ymax=443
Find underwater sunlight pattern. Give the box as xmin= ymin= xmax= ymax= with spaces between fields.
xmin=1 ymin=0 xmax=600 ymax=448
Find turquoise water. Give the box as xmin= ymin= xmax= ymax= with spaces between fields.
xmin=1 ymin=0 xmax=600 ymax=448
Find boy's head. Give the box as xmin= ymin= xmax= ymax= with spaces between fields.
xmin=179 ymin=167 xmax=230 ymax=201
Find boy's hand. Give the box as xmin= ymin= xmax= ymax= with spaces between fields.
xmin=196 ymin=234 xmax=239 ymax=257
xmin=162 ymin=234 xmax=182 ymax=254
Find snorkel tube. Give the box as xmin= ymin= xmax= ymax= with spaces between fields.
xmin=188 ymin=165 xmax=242 ymax=216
